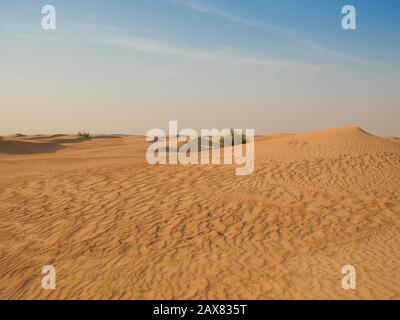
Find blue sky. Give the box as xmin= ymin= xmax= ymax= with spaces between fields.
xmin=1 ymin=0 xmax=399 ymax=135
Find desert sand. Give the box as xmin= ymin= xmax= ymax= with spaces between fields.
xmin=0 ymin=126 xmax=399 ymax=300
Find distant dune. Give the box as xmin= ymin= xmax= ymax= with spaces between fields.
xmin=4 ymin=133 xmax=26 ymax=138
xmin=0 ymin=127 xmax=399 ymax=299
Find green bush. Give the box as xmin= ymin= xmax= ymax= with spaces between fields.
xmin=78 ymin=131 xmax=91 ymax=139
xmin=220 ymin=129 xmax=246 ymax=148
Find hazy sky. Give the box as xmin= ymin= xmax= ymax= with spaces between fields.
xmin=1 ymin=0 xmax=399 ymax=136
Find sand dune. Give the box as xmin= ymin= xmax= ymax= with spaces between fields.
xmin=4 ymin=133 xmax=26 ymax=138
xmin=0 ymin=127 xmax=399 ymax=299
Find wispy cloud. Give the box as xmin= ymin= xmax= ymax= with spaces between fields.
xmin=2 ymin=13 xmax=301 ymax=70
xmin=104 ymin=36 xmax=223 ymax=61
xmin=171 ymin=0 xmax=296 ymax=35
xmin=307 ymin=42 xmax=382 ymax=67
xmin=66 ymin=21 xmax=119 ymax=32
xmin=16 ymin=33 xmax=64 ymax=42
xmin=172 ymin=0 xmax=379 ymax=67
xmin=103 ymin=36 xmax=299 ymax=68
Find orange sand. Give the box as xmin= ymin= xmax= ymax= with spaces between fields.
xmin=0 ymin=127 xmax=399 ymax=299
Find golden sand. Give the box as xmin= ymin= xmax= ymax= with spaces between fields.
xmin=0 ymin=127 xmax=399 ymax=299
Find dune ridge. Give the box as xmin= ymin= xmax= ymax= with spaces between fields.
xmin=0 ymin=127 xmax=399 ymax=299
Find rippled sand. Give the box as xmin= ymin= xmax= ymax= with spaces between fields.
xmin=1 ymin=127 xmax=399 ymax=299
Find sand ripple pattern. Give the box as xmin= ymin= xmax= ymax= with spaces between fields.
xmin=0 ymin=127 xmax=399 ymax=299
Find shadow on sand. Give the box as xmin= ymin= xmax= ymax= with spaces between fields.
xmin=0 ymin=135 xmax=124 ymax=155
xmin=0 ymin=140 xmax=67 ymax=155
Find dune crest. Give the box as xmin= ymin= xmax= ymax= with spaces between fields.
xmin=255 ymin=126 xmax=400 ymax=164
xmin=292 ymin=126 xmax=371 ymax=140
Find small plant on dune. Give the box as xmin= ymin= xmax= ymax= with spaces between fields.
xmin=78 ymin=131 xmax=91 ymax=139
xmin=220 ymin=129 xmax=247 ymax=148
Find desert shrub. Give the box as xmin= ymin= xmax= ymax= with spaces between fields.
xmin=78 ymin=131 xmax=91 ymax=139
xmin=220 ymin=129 xmax=246 ymax=148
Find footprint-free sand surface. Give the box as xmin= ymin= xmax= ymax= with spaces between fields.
xmin=1 ymin=127 xmax=399 ymax=299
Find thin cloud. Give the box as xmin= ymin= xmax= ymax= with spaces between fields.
xmin=104 ymin=36 xmax=222 ymax=60
xmin=103 ymin=36 xmax=298 ymax=68
xmin=16 ymin=33 xmax=64 ymax=42
xmin=171 ymin=0 xmax=295 ymax=35
xmin=66 ymin=21 xmax=119 ymax=32
xmin=233 ymin=53 xmax=298 ymax=68
xmin=308 ymin=42 xmax=383 ymax=67
xmin=172 ymin=0 xmax=380 ymax=67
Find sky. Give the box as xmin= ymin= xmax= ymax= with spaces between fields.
xmin=0 ymin=0 xmax=399 ymax=136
